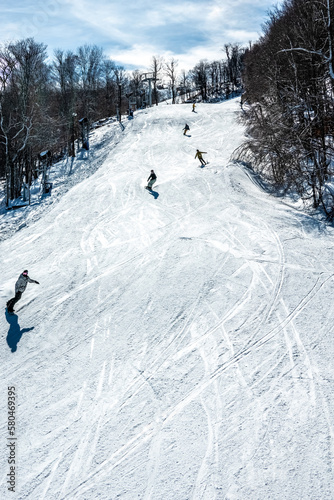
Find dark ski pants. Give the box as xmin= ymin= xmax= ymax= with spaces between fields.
xmin=7 ymin=291 xmax=22 ymax=312
xmin=147 ymin=178 xmax=156 ymax=189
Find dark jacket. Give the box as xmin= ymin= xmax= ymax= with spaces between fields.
xmin=147 ymin=172 xmax=157 ymax=181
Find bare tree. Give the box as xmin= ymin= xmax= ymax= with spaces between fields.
xmin=113 ymin=65 xmax=128 ymax=119
xmin=77 ymin=44 xmax=104 ymax=123
xmin=129 ymin=69 xmax=144 ymax=109
xmin=53 ymin=49 xmax=79 ymax=154
xmin=0 ymin=39 xmax=48 ymax=204
xmin=224 ymin=43 xmax=244 ymax=92
xmin=179 ymin=69 xmax=191 ymax=101
xmin=102 ymin=59 xmax=116 ymax=116
xmin=190 ymin=60 xmax=209 ymax=101
xmin=150 ymin=55 xmax=164 ymax=105
xmin=53 ymin=49 xmax=78 ymax=117
xmin=165 ymin=58 xmax=178 ymax=103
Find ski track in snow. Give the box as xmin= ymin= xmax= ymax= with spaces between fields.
xmin=1 ymin=99 xmax=334 ymax=499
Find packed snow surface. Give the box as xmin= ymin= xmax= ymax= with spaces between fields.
xmin=1 ymin=99 xmax=334 ymax=499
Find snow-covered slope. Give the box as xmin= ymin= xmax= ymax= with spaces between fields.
xmin=1 ymin=99 xmax=334 ymax=499
xmin=0 ymin=117 xmax=123 ymax=241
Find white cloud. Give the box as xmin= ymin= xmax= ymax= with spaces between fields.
xmin=109 ymin=42 xmax=228 ymax=73
xmin=224 ymin=29 xmax=260 ymax=43
xmin=108 ymin=43 xmax=158 ymax=69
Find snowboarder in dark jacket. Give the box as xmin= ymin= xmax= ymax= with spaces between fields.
xmin=7 ymin=270 xmax=39 ymax=313
xmin=146 ymin=170 xmax=157 ymax=190
xmin=183 ymin=124 xmax=190 ymax=135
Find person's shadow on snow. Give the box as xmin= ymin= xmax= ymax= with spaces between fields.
xmin=148 ymin=189 xmax=159 ymax=199
xmin=5 ymin=311 xmax=34 ymax=353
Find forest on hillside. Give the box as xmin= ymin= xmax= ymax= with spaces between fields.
xmin=0 ymin=40 xmax=243 ymax=206
xmin=239 ymin=0 xmax=334 ymax=219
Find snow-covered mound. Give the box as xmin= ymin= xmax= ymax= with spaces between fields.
xmin=1 ymin=99 xmax=334 ymax=499
xmin=0 ymin=117 xmax=123 ymax=241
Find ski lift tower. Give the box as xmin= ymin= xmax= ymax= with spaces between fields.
xmin=141 ymin=72 xmax=158 ymax=107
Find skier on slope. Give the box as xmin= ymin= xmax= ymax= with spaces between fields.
xmin=195 ymin=149 xmax=207 ymax=166
xmin=183 ymin=124 xmax=190 ymax=135
xmin=146 ymin=170 xmax=157 ymax=190
xmin=7 ymin=270 xmax=39 ymax=313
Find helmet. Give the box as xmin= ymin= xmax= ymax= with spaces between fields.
xmin=23 ymin=270 xmax=28 ymax=275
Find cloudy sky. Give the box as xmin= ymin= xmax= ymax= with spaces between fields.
xmin=1 ymin=0 xmax=282 ymax=71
